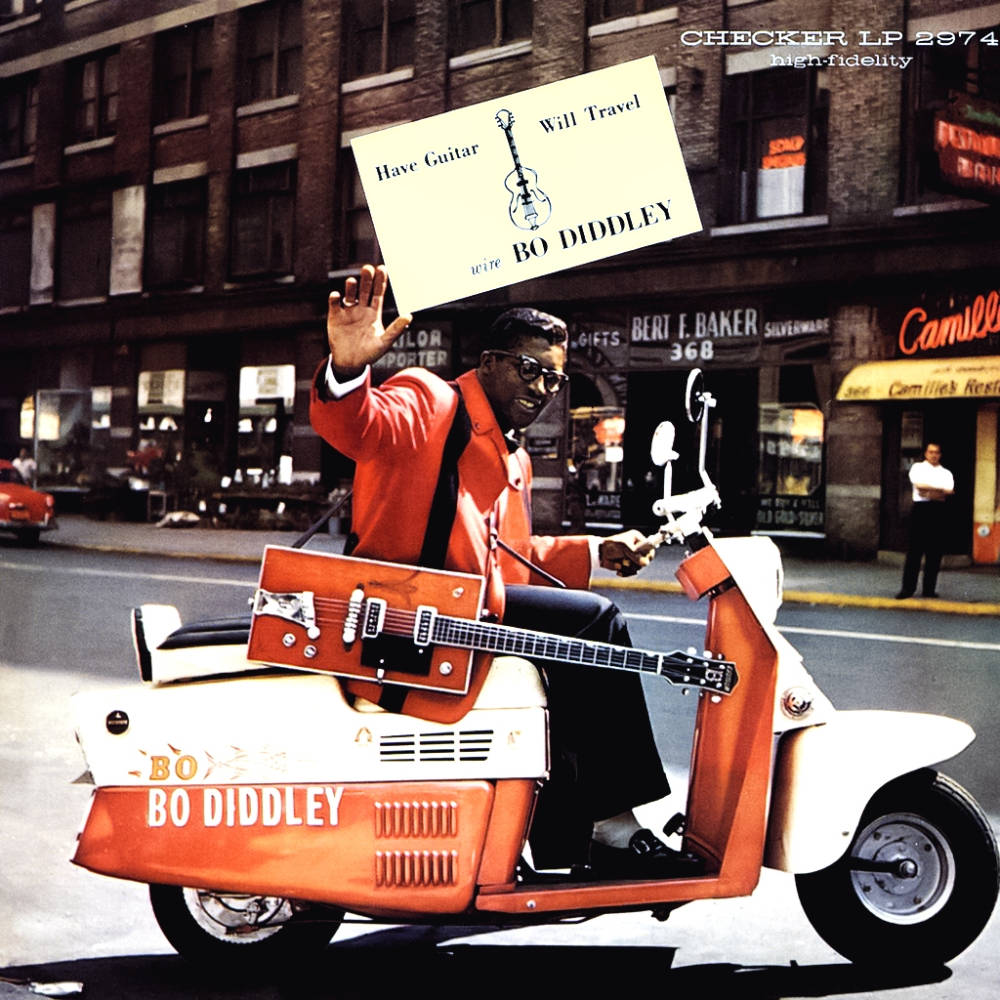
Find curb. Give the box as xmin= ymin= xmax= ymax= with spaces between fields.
xmin=50 ymin=540 xmax=998 ymax=616
xmin=591 ymin=576 xmax=1000 ymax=616
xmin=52 ymin=541 xmax=262 ymax=565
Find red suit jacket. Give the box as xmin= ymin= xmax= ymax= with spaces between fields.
xmin=310 ymin=363 xmax=592 ymax=721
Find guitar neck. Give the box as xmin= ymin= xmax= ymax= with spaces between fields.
xmin=430 ymin=614 xmax=735 ymax=694
xmin=502 ymin=129 xmax=526 ymax=177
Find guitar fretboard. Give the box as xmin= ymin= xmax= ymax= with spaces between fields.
xmin=435 ymin=615 xmax=661 ymax=671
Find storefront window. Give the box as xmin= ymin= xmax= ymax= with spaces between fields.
xmin=568 ymin=406 xmax=626 ymax=526
xmin=718 ymin=67 xmax=829 ymax=224
xmin=755 ymin=402 xmax=825 ymax=534
xmin=33 ymin=389 xmax=93 ymax=489
xmin=135 ymin=370 xmax=186 ymax=487
xmin=237 ymin=364 xmax=294 ymax=484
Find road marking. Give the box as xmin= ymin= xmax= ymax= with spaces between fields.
xmin=0 ymin=560 xmax=251 ymax=588
xmin=5 ymin=561 xmax=997 ymax=652
xmin=628 ymin=612 xmax=1000 ymax=653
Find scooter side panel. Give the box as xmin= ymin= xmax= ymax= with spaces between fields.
xmin=72 ymin=670 xmax=548 ymax=787
xmin=764 ymin=709 xmax=976 ymax=873
xmin=683 ymin=585 xmax=779 ymax=890
xmin=72 ymin=779 xmax=498 ymax=915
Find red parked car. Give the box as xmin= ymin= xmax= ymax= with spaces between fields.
xmin=0 ymin=459 xmax=56 ymax=544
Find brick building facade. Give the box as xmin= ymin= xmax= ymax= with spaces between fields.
xmin=2 ymin=0 xmax=999 ymax=560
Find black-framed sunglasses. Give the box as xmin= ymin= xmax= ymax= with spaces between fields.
xmin=490 ymin=351 xmax=570 ymax=393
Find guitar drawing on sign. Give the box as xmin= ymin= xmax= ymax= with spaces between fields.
xmin=495 ymin=108 xmax=552 ymax=231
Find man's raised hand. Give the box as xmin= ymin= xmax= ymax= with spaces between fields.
xmin=327 ymin=264 xmax=412 ymax=380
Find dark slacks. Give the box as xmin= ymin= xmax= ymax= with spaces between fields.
xmin=503 ymin=584 xmax=671 ymax=868
xmin=901 ymin=501 xmax=946 ymax=597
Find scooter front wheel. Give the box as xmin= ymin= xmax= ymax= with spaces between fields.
xmin=795 ymin=769 xmax=998 ymax=967
xmin=149 ymin=884 xmax=342 ymax=971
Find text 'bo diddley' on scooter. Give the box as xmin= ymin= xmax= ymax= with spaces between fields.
xmin=69 ymin=368 xmax=999 ymax=971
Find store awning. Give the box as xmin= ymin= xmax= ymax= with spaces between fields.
xmin=836 ymin=356 xmax=1000 ymax=402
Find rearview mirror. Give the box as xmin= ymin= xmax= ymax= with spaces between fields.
xmin=650 ymin=421 xmax=679 ymax=467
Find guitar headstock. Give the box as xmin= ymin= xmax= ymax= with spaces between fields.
xmin=495 ymin=108 xmax=514 ymax=130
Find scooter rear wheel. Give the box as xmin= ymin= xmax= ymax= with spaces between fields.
xmin=149 ymin=884 xmax=342 ymax=971
xmin=795 ymin=769 xmax=998 ymax=967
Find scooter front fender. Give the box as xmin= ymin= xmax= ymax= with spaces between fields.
xmin=764 ymin=709 xmax=974 ymax=874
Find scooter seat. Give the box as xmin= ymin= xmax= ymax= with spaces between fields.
xmin=157 ymin=615 xmax=252 ymax=649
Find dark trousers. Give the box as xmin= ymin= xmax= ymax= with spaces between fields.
xmin=503 ymin=584 xmax=671 ymax=868
xmin=901 ymin=502 xmax=946 ymax=596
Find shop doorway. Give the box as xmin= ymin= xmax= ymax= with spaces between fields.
xmin=880 ymin=403 xmax=976 ymax=555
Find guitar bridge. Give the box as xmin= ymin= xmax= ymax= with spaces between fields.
xmin=253 ymin=589 xmax=320 ymax=640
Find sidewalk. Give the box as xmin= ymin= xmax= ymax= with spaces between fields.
xmin=42 ymin=514 xmax=1000 ymax=615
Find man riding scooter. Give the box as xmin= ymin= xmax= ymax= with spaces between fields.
xmin=310 ymin=263 xmax=701 ymax=879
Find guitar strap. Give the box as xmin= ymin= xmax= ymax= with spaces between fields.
xmin=418 ymin=382 xmax=471 ymax=569
xmin=372 ymin=383 xmax=470 ymax=713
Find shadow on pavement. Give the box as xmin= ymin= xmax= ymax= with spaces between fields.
xmin=1 ymin=925 xmax=951 ymax=1000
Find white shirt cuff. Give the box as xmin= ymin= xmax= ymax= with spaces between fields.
xmin=588 ymin=535 xmax=601 ymax=567
xmin=324 ymin=358 xmax=369 ymax=398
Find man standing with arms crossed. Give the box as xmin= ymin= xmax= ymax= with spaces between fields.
xmin=897 ymin=442 xmax=955 ymax=599
xmin=310 ymin=264 xmax=700 ymax=879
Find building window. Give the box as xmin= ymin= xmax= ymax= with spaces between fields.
xmin=154 ymin=21 xmax=213 ymax=124
xmin=718 ymin=68 xmax=828 ymax=224
xmin=147 ymin=179 xmax=206 ymax=288
xmin=66 ymin=49 xmax=119 ymax=144
xmin=238 ymin=0 xmax=302 ymax=106
xmin=0 ymin=200 xmax=30 ymax=307
xmin=58 ymin=189 xmax=112 ymax=300
xmin=900 ymin=28 xmax=1000 ymax=205
xmin=1 ymin=73 xmax=38 ymax=161
xmin=343 ymin=0 xmax=415 ymax=81
xmin=450 ymin=0 xmax=532 ymax=55
xmin=231 ymin=162 xmax=295 ymax=279
xmin=587 ymin=0 xmax=672 ymax=22
xmin=0 ymin=0 xmax=41 ymax=23
xmin=339 ymin=147 xmax=379 ymax=267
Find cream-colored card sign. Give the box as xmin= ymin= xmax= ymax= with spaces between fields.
xmin=351 ymin=56 xmax=701 ymax=314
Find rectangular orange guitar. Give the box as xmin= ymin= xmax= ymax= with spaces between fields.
xmin=247 ymin=546 xmax=737 ymax=696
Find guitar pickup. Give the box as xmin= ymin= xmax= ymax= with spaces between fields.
xmin=414 ymin=606 xmax=436 ymax=647
xmin=361 ymin=598 xmax=387 ymax=640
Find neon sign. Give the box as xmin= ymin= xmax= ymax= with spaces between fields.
xmin=933 ymin=95 xmax=1000 ymax=197
xmin=761 ymin=135 xmax=806 ymax=170
xmin=898 ymin=288 xmax=1000 ymax=356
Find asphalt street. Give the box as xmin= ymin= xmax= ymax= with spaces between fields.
xmin=1 ymin=535 xmax=997 ymax=999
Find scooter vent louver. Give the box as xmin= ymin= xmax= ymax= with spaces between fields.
xmin=374 ymin=800 xmax=459 ymax=838
xmin=374 ymin=850 xmax=459 ymax=887
xmin=378 ymin=728 xmax=493 ymax=763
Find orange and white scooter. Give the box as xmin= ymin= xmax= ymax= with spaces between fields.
xmin=70 ymin=370 xmax=998 ymax=971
